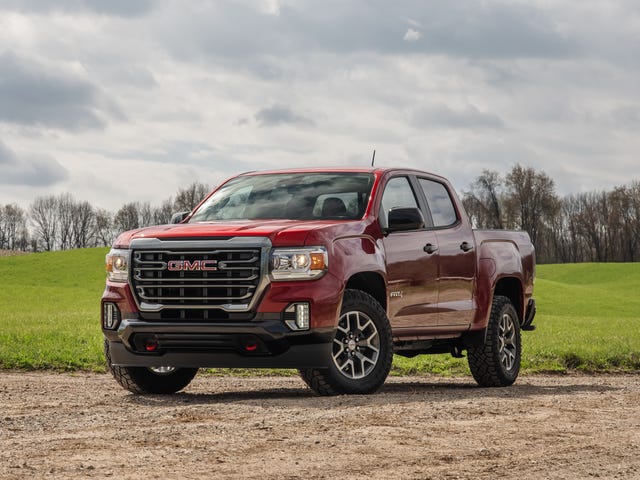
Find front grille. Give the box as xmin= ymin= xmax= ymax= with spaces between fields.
xmin=131 ymin=248 xmax=261 ymax=315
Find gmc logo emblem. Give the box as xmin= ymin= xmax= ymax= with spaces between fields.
xmin=167 ymin=260 xmax=218 ymax=271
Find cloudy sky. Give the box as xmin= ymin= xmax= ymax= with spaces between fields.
xmin=1 ymin=0 xmax=639 ymax=211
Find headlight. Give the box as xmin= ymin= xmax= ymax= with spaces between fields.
xmin=106 ymin=249 xmax=131 ymax=283
xmin=270 ymin=247 xmax=328 ymax=281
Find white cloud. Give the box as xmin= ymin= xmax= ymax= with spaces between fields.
xmin=403 ymin=28 xmax=421 ymax=42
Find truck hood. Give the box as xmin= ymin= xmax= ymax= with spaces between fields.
xmin=113 ymin=220 xmax=346 ymax=248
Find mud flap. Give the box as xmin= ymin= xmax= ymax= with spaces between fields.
xmin=460 ymin=328 xmax=488 ymax=348
xmin=522 ymin=299 xmax=537 ymax=331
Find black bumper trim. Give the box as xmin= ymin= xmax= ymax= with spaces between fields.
xmin=107 ymin=340 xmax=332 ymax=369
xmin=106 ymin=318 xmax=334 ymax=368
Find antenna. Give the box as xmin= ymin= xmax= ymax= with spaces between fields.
xmin=371 ymin=149 xmax=376 ymax=167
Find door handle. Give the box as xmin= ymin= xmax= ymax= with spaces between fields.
xmin=423 ymin=243 xmax=438 ymax=254
xmin=460 ymin=241 xmax=474 ymax=252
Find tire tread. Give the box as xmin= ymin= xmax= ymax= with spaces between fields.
xmin=467 ymin=295 xmax=521 ymax=388
xmin=104 ymin=340 xmax=197 ymax=394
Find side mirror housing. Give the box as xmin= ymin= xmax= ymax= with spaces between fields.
xmin=170 ymin=211 xmax=190 ymax=224
xmin=387 ymin=207 xmax=425 ymax=233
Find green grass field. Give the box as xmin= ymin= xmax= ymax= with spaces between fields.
xmin=0 ymin=249 xmax=638 ymax=373
xmin=0 ymin=248 xmax=109 ymax=371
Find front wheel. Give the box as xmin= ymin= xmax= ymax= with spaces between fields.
xmin=467 ymin=295 xmax=521 ymax=387
xmin=104 ymin=340 xmax=198 ymax=394
xmin=299 ymin=289 xmax=393 ymax=396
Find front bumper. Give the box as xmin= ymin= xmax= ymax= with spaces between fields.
xmin=105 ymin=317 xmax=334 ymax=368
xmin=102 ymin=236 xmax=344 ymax=369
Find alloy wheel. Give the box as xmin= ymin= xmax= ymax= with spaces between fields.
xmin=498 ymin=313 xmax=517 ymax=372
xmin=332 ymin=311 xmax=380 ymax=379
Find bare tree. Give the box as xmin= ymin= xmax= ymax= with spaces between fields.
xmin=462 ymin=170 xmax=504 ymax=229
xmin=138 ymin=202 xmax=153 ymax=228
xmin=153 ymin=198 xmax=174 ymax=225
xmin=0 ymin=204 xmax=28 ymax=251
xmin=95 ymin=209 xmax=117 ymax=247
xmin=174 ymin=182 xmax=211 ymax=212
xmin=607 ymin=185 xmax=640 ymax=262
xmin=627 ymin=181 xmax=640 ymax=262
xmin=113 ymin=201 xmax=161 ymax=234
xmin=113 ymin=202 xmax=141 ymax=234
xmin=574 ymin=192 xmax=608 ymax=262
xmin=504 ymin=165 xmax=560 ymax=260
xmin=71 ymin=200 xmax=96 ymax=249
xmin=15 ymin=226 xmax=30 ymax=251
xmin=57 ymin=193 xmax=75 ymax=251
xmin=30 ymin=196 xmax=59 ymax=251
xmin=0 ymin=206 xmax=5 ymax=249
xmin=552 ymin=195 xmax=586 ymax=263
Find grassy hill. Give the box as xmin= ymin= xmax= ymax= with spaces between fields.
xmin=527 ymin=263 xmax=640 ymax=371
xmin=0 ymin=248 xmax=109 ymax=370
xmin=0 ymin=249 xmax=638 ymax=373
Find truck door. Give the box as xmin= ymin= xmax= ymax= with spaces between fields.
xmin=380 ymin=176 xmax=440 ymax=331
xmin=417 ymin=178 xmax=476 ymax=327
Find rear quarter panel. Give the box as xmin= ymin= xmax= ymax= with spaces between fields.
xmin=473 ymin=230 xmax=535 ymax=328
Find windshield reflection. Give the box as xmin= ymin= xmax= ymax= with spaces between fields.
xmin=189 ymin=173 xmax=374 ymax=222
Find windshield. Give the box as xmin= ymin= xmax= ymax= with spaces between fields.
xmin=189 ymin=172 xmax=375 ymax=222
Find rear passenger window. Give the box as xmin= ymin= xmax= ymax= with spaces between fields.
xmin=419 ymin=178 xmax=458 ymax=227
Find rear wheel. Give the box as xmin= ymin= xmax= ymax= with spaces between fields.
xmin=467 ymin=295 xmax=521 ymax=387
xmin=299 ymin=289 xmax=393 ymax=396
xmin=104 ymin=340 xmax=198 ymax=394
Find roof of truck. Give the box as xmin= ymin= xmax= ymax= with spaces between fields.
xmin=237 ymin=166 xmax=444 ymax=178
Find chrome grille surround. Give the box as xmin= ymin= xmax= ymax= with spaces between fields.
xmin=128 ymin=237 xmax=271 ymax=315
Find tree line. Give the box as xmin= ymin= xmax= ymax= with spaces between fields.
xmin=0 ymin=182 xmax=210 ymax=253
xmin=2 ymin=169 xmax=639 ymax=264
xmin=462 ymin=165 xmax=640 ymax=264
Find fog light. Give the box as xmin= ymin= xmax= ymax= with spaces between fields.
xmin=102 ymin=302 xmax=121 ymax=330
xmin=296 ymin=304 xmax=310 ymax=329
xmin=284 ymin=303 xmax=310 ymax=331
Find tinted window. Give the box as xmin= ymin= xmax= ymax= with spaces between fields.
xmin=379 ymin=177 xmax=419 ymax=229
xmin=419 ymin=178 xmax=458 ymax=227
xmin=188 ymin=173 xmax=374 ymax=222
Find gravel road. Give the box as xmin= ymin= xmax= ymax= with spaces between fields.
xmin=1 ymin=372 xmax=639 ymax=479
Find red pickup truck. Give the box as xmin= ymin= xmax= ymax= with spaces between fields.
xmin=102 ymin=168 xmax=536 ymax=395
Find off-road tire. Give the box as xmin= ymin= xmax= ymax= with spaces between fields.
xmin=299 ymin=289 xmax=393 ymax=396
xmin=104 ymin=340 xmax=198 ymax=394
xmin=468 ymin=295 xmax=521 ymax=387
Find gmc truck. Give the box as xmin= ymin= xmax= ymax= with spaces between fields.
xmin=101 ymin=168 xmax=536 ymax=395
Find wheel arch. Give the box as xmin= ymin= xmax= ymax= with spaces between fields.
xmin=493 ymin=276 xmax=524 ymax=322
xmin=345 ymin=271 xmax=387 ymax=311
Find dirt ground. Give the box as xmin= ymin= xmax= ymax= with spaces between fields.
xmin=1 ymin=372 xmax=639 ymax=480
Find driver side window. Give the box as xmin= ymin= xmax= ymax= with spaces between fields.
xmin=379 ymin=177 xmax=419 ymax=230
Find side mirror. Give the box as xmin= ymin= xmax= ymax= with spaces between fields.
xmin=387 ymin=207 xmax=425 ymax=233
xmin=170 ymin=211 xmax=190 ymax=224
